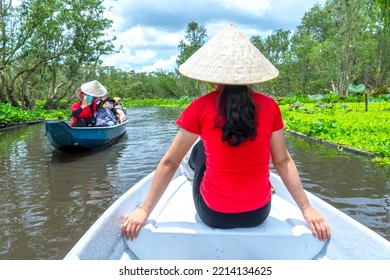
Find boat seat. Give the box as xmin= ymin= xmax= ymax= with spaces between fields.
xmin=126 ymin=175 xmax=326 ymax=260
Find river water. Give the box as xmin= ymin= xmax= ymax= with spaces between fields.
xmin=0 ymin=107 xmax=389 ymax=259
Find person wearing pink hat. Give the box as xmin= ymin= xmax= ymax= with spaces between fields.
xmin=70 ymin=80 xmax=108 ymax=127
xmin=121 ymin=24 xmax=331 ymax=242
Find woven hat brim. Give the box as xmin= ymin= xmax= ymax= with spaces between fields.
xmin=179 ymin=24 xmax=279 ymax=85
xmin=80 ymin=80 xmax=107 ymax=97
xmin=75 ymin=88 xmax=83 ymax=101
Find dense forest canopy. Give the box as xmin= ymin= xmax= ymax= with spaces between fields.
xmin=0 ymin=0 xmax=389 ymax=110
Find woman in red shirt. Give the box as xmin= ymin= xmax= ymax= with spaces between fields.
xmin=176 ymin=85 xmax=281 ymax=228
xmin=122 ymin=24 xmax=331 ymax=241
xmin=70 ymin=80 xmax=107 ymax=127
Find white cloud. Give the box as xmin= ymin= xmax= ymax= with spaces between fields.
xmin=102 ymin=0 xmax=327 ymax=72
xmin=102 ymin=48 xmax=157 ymax=71
xmin=217 ymin=0 xmax=271 ymax=17
xmin=140 ymin=55 xmax=178 ymax=73
xmin=115 ymin=26 xmax=177 ymax=49
xmin=102 ymin=24 xmax=181 ymax=71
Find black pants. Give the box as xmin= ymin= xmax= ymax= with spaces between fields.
xmin=190 ymin=140 xmax=271 ymax=229
xmin=73 ymin=118 xmax=95 ymax=127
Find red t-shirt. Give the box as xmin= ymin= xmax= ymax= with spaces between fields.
xmin=70 ymin=102 xmax=98 ymax=127
xmin=176 ymin=88 xmax=284 ymax=213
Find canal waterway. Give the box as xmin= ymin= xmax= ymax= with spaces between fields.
xmin=0 ymin=106 xmax=389 ymax=259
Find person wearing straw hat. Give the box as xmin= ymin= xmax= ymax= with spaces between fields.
xmin=113 ymin=96 xmax=126 ymax=122
xmin=113 ymin=97 xmax=124 ymax=110
xmin=70 ymin=80 xmax=108 ymax=127
xmin=122 ymin=24 xmax=331 ymax=242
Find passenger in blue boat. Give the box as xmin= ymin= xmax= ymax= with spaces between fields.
xmin=95 ymin=98 xmax=120 ymax=126
xmin=113 ymin=97 xmax=124 ymax=110
xmin=113 ymin=97 xmax=126 ymax=122
xmin=70 ymin=80 xmax=107 ymax=127
xmin=121 ymin=24 xmax=331 ymax=242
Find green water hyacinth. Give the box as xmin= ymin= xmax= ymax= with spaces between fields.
xmin=281 ymin=101 xmax=390 ymax=166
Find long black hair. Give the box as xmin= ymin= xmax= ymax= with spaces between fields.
xmin=215 ymin=85 xmax=258 ymax=146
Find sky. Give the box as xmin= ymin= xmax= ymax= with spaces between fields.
xmin=101 ymin=0 xmax=326 ymax=73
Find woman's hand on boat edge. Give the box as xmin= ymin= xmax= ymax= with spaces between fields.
xmin=302 ymin=206 xmax=331 ymax=241
xmin=121 ymin=206 xmax=149 ymax=241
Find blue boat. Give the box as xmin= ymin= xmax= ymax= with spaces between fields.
xmin=45 ymin=120 xmax=128 ymax=151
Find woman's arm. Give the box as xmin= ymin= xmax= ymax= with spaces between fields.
xmin=270 ymin=129 xmax=331 ymax=241
xmin=121 ymin=128 xmax=199 ymax=240
xmin=71 ymin=100 xmax=90 ymax=117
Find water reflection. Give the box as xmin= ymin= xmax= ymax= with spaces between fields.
xmin=285 ymin=134 xmax=390 ymax=240
xmin=0 ymin=107 xmax=389 ymax=260
xmin=48 ymin=144 xmax=125 ymax=203
xmin=0 ymin=107 xmax=182 ymax=259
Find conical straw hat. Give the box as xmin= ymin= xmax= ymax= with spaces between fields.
xmin=178 ymin=24 xmax=279 ymax=85
xmin=75 ymin=80 xmax=107 ymax=100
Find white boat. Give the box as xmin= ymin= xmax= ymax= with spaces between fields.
xmin=64 ymin=147 xmax=390 ymax=260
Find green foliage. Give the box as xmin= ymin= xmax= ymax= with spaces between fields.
xmin=0 ymin=102 xmax=67 ymax=127
xmin=281 ymin=101 xmax=390 ymax=165
xmin=348 ymin=84 xmax=366 ymax=96
xmin=274 ymin=95 xmax=313 ymax=105
xmin=376 ymin=0 xmax=390 ymax=26
xmin=0 ymin=103 xmax=30 ymax=126
xmin=373 ymin=156 xmax=390 ymax=166
xmin=123 ymin=96 xmax=193 ymax=108
xmin=176 ymin=21 xmax=207 ymax=67
xmin=0 ymin=0 xmax=115 ymax=109
xmin=2 ymin=1 xmax=389 ymax=111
